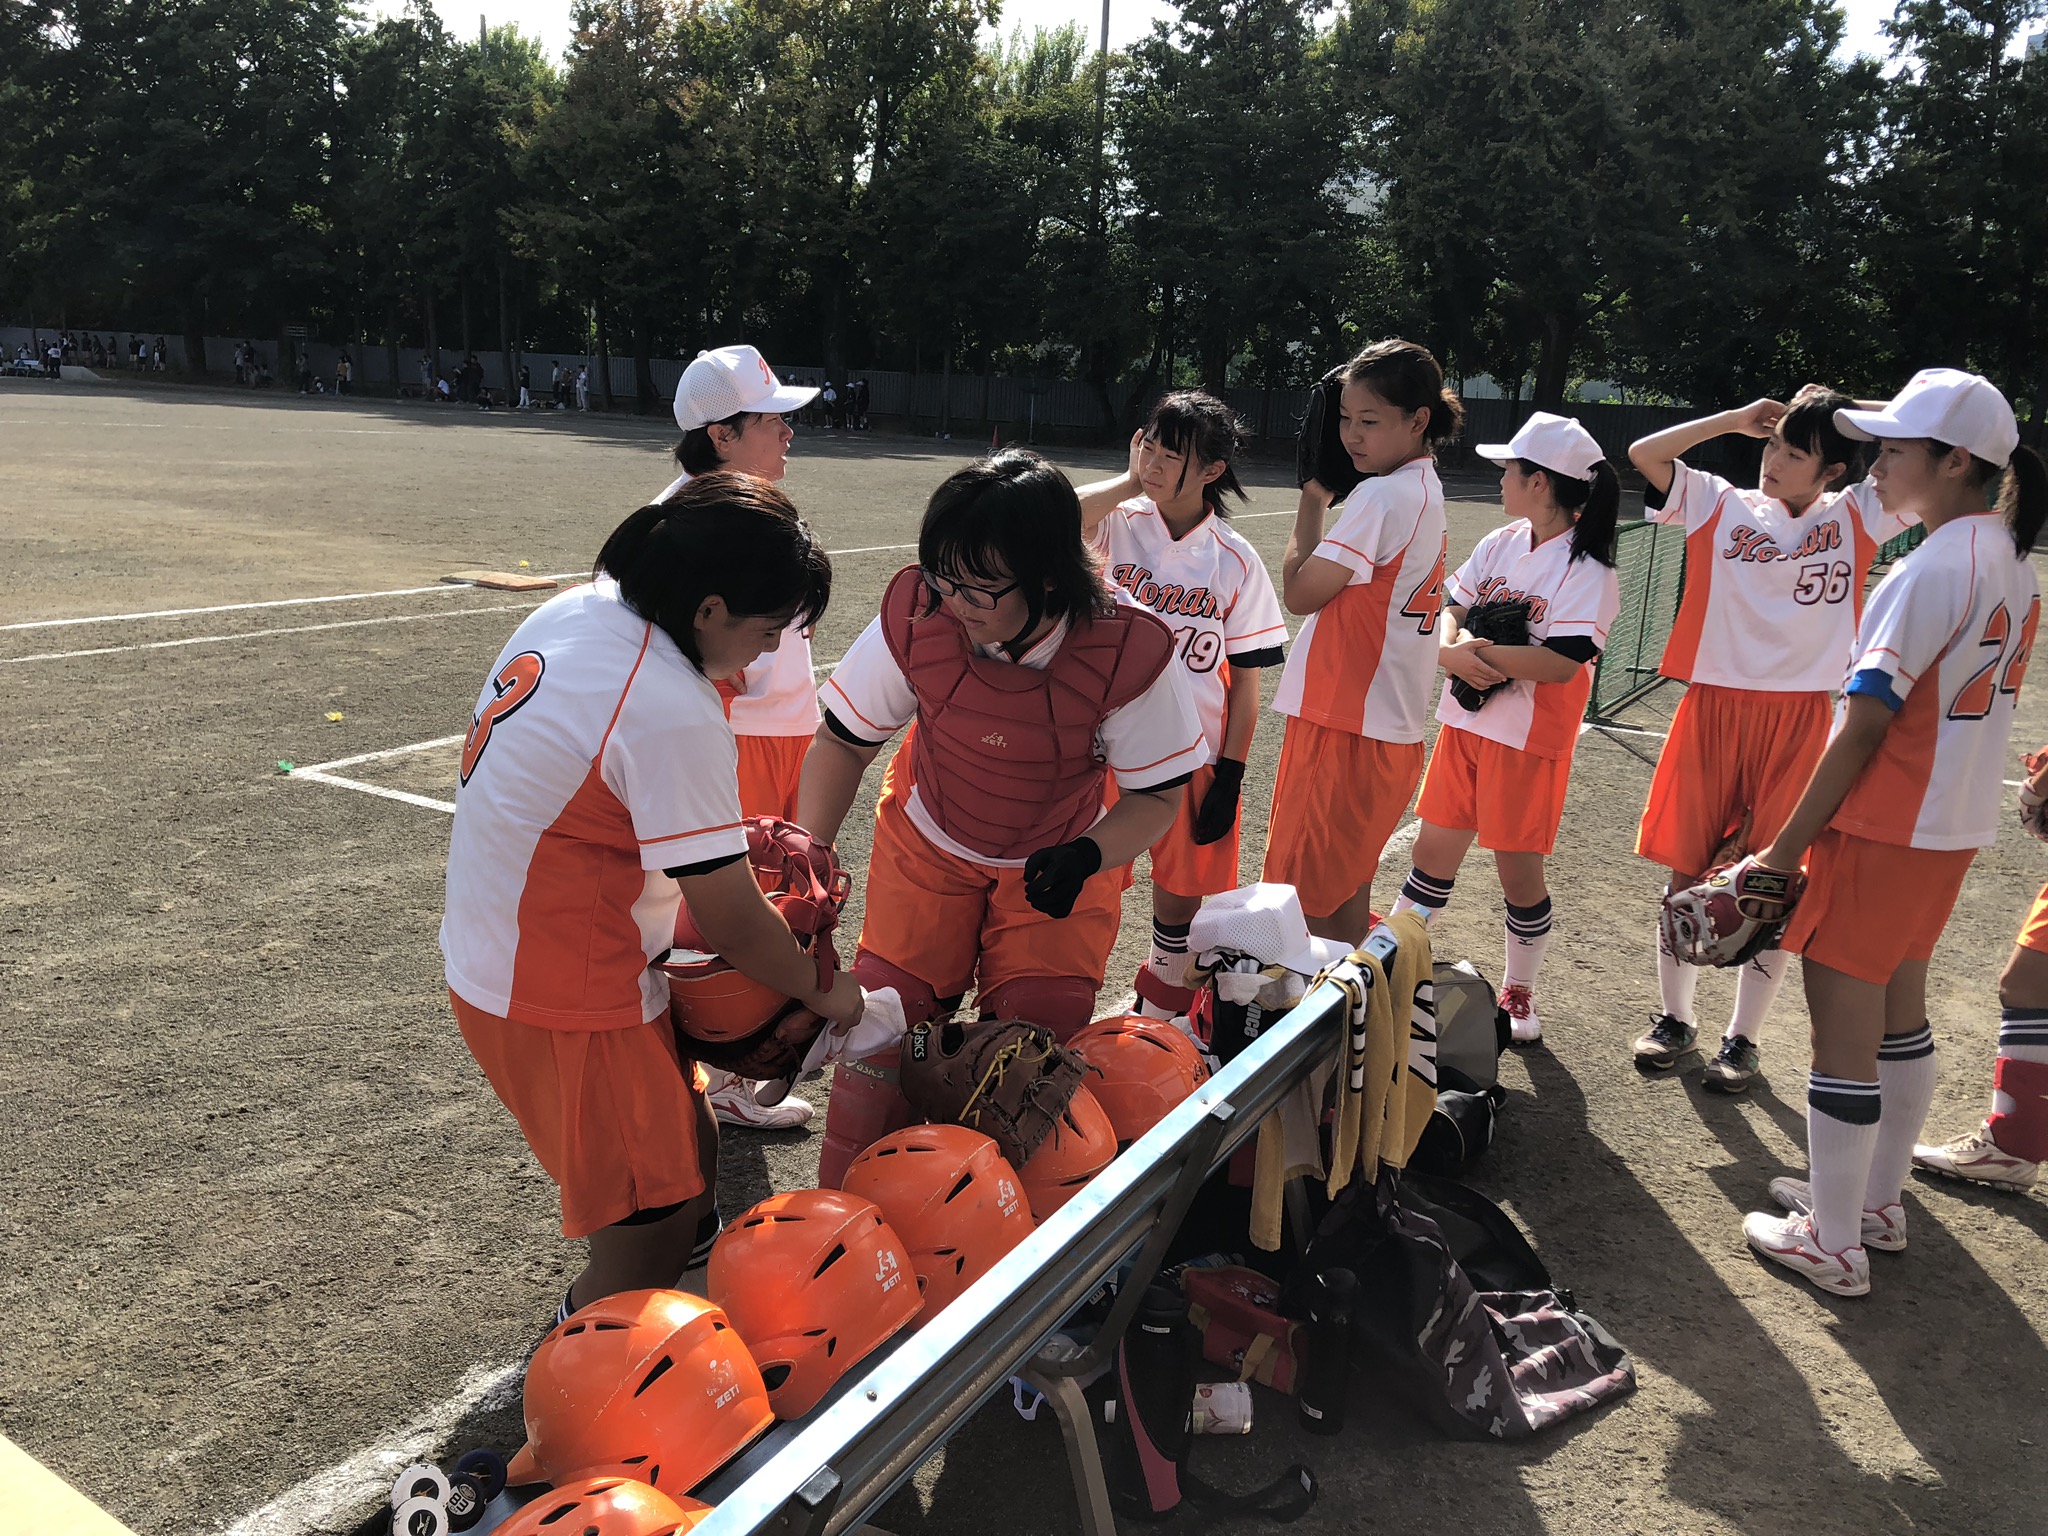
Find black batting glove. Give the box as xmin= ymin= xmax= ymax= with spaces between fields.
xmin=1022 ymin=837 xmax=1103 ymax=919
xmin=1190 ymin=758 xmax=1245 ymax=846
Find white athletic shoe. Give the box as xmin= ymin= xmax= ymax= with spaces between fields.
xmin=707 ymin=1078 xmax=815 ymax=1130
xmin=1912 ymin=1124 xmax=2039 ymax=1190
xmin=1743 ymin=1209 xmax=1870 ymax=1297
xmin=1499 ymin=984 xmax=1542 ymax=1045
xmin=1766 ymin=1177 xmax=1907 ymax=1252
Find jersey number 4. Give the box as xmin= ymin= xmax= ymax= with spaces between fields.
xmin=461 ymin=651 xmax=545 ymax=784
xmin=1949 ymin=597 xmax=2040 ymax=721
xmin=1401 ymin=551 xmax=1447 ymax=635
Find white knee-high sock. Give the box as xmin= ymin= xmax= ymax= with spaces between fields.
xmin=1808 ymin=1073 xmax=1882 ymax=1253
xmin=1503 ymin=897 xmax=1553 ymax=993
xmin=1726 ymin=947 xmax=1790 ymax=1043
xmin=1865 ymin=1026 xmax=1937 ymax=1210
xmin=1658 ymin=925 xmax=1699 ymax=1025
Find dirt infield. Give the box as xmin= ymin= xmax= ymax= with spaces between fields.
xmin=4 ymin=380 xmax=2045 ymax=1536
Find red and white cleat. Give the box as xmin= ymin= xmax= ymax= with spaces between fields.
xmin=1743 ymin=1209 xmax=1870 ymax=1297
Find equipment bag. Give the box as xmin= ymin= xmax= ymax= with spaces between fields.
xmin=1409 ymin=1083 xmax=1508 ymax=1176
xmin=1100 ymin=1284 xmax=1319 ymax=1524
xmin=1283 ymin=1170 xmax=1634 ymax=1441
xmin=1182 ymin=1266 xmax=1308 ymax=1394
xmin=1433 ymin=960 xmax=1507 ymax=1093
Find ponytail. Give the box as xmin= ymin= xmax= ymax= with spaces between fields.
xmin=1514 ymin=456 xmax=1620 ymax=566
xmin=2002 ymin=445 xmax=2048 ymax=557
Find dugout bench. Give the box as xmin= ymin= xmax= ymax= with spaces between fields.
xmin=680 ymin=929 xmax=1391 ymax=1536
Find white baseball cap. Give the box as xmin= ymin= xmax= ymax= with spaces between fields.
xmin=1834 ymin=368 xmax=2019 ymax=469
xmin=672 ymin=345 xmax=818 ymax=432
xmin=1476 ymin=411 xmax=1606 ymax=482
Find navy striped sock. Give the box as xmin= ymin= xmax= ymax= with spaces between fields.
xmin=1999 ymin=1006 xmax=2048 ymax=1055
xmin=1808 ymin=1071 xmax=1881 ymax=1125
xmin=1398 ymin=867 xmax=1456 ymax=914
xmin=1879 ymin=1023 xmax=1935 ymax=1061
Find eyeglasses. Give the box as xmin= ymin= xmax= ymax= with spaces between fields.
xmin=921 ymin=568 xmax=1019 ymax=610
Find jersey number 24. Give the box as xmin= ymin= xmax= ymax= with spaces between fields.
xmin=1949 ymin=597 xmax=2040 ymax=722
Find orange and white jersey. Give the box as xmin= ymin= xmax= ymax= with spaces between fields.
xmin=1829 ymin=514 xmax=2040 ymax=850
xmin=1091 ymin=498 xmax=1287 ymax=761
xmin=1435 ymin=521 xmax=1621 ymax=758
xmin=441 ymin=578 xmax=748 ymax=1029
xmin=655 ymin=469 xmax=820 ymax=736
xmin=1652 ymin=461 xmax=1915 ymax=692
xmin=821 ymin=592 xmax=1206 ymax=868
xmin=1271 ymin=457 xmax=1448 ymax=743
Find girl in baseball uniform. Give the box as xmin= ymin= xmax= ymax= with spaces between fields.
xmin=1627 ymin=386 xmax=1913 ymax=1091
xmin=657 ymin=345 xmax=827 ymax=1129
xmin=1388 ymin=412 xmax=1622 ymax=1045
xmin=1726 ymin=371 xmax=2045 ymax=1298
xmin=441 ymin=474 xmax=861 ymax=1318
xmin=1074 ymin=391 xmax=1288 ymax=1018
xmin=800 ymin=449 xmax=1204 ymax=1185
xmin=1261 ymin=340 xmax=1459 ymax=942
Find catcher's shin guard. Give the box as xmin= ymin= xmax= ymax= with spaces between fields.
xmin=818 ymin=952 xmax=956 ymax=1188
xmin=976 ymin=975 xmax=1099 ymax=1041
xmin=1989 ymin=1055 xmax=2048 ymax=1163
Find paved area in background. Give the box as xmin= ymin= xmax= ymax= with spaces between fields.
xmin=3 ymin=380 xmax=2044 ymax=1536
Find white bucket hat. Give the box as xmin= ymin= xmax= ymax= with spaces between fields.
xmin=673 ymin=345 xmax=818 ymax=432
xmin=1835 ymin=368 xmax=2019 ymax=469
xmin=1476 ymin=411 xmax=1606 ymax=482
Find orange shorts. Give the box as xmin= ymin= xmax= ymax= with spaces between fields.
xmin=2016 ymin=880 xmax=2048 ymax=954
xmin=1780 ymin=830 xmax=1976 ymax=985
xmin=1414 ymin=724 xmax=1574 ymax=855
xmin=857 ymin=769 xmax=1126 ymax=1001
xmin=452 ymin=991 xmax=710 ymax=1240
xmin=1636 ymin=684 xmax=1830 ymax=875
xmin=735 ymin=733 xmax=809 ymax=822
xmin=1262 ymin=717 xmax=1425 ymax=918
xmin=1105 ymin=761 xmax=1240 ymax=900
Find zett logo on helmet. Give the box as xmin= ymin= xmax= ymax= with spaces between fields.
xmin=981 ymin=732 xmax=1007 ymax=748
xmin=875 ymin=1248 xmax=903 ymax=1292
xmin=995 ymin=1177 xmax=1022 ymax=1217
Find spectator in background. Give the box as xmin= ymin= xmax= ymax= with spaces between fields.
xmin=336 ymin=355 xmax=353 ymax=395
xmin=853 ymin=377 xmax=870 ymax=431
xmin=576 ymin=363 xmax=589 ymax=410
xmin=821 ymin=380 xmax=839 ymax=430
xmin=154 ymin=335 xmax=167 ymax=371
xmin=517 ymin=361 xmax=531 ymax=409
xmin=127 ymin=335 xmax=139 ymax=369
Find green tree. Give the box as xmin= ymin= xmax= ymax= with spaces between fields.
xmin=1863 ymin=0 xmax=2048 ymax=430
xmin=1117 ymin=0 xmax=1358 ymax=393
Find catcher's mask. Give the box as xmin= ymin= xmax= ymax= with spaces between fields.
xmin=1069 ymin=1014 xmax=1210 ymax=1144
xmin=843 ymin=1124 xmax=1036 ymax=1315
xmin=655 ymin=816 xmax=850 ymax=1084
xmin=707 ymin=1189 xmax=923 ymax=1418
xmin=491 ymin=1475 xmax=712 ymax=1536
xmin=507 ymin=1289 xmax=771 ymax=1493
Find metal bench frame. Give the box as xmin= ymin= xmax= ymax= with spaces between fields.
xmin=690 ymin=929 xmax=1394 ymax=1536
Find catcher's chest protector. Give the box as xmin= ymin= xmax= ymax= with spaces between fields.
xmin=880 ymin=566 xmax=1175 ymax=861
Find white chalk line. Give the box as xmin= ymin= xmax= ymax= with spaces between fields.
xmin=3 ymin=577 xmax=583 ymax=632
xmin=216 ymin=1361 xmax=521 ymax=1536
xmin=292 ymin=769 xmax=460 ymax=815
xmin=1580 ymin=720 xmax=1669 ymax=740
xmin=298 ymin=734 xmax=467 ymax=776
xmin=5 ymin=603 xmax=544 ymax=665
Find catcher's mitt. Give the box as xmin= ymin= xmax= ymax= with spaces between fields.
xmin=1296 ymin=370 xmax=1365 ymax=504
xmin=1447 ymin=599 xmax=1532 ymax=712
xmin=899 ymin=1017 xmax=1089 ymax=1168
xmin=1660 ymin=855 xmax=1807 ymax=968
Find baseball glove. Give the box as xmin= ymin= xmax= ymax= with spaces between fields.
xmin=1447 ymin=599 xmax=1532 ymax=712
xmin=1296 ymin=370 xmax=1365 ymax=504
xmin=899 ymin=1017 xmax=1090 ymax=1168
xmin=2020 ymin=749 xmax=2048 ymax=844
xmin=1660 ymin=855 xmax=1807 ymax=968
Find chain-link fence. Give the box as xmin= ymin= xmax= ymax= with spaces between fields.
xmin=1587 ymin=519 xmax=1687 ymax=721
